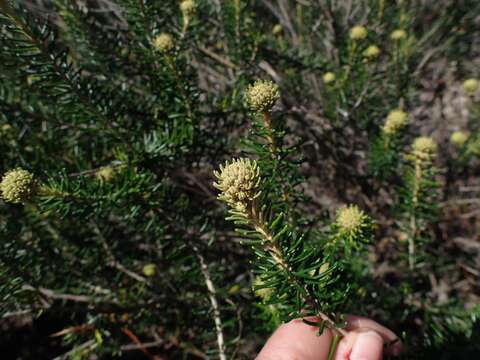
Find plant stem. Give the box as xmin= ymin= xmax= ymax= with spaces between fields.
xmin=409 ymin=160 xmax=422 ymax=270
xmin=343 ymin=42 xmax=357 ymax=85
xmin=378 ymin=0 xmax=385 ymax=21
xmin=247 ymin=202 xmax=347 ymax=337
xmin=262 ymin=112 xmax=277 ymax=155
xmin=327 ymin=334 xmax=341 ymax=360
xmin=165 ymin=55 xmax=193 ymax=119
xmin=193 ymin=245 xmax=227 ymax=360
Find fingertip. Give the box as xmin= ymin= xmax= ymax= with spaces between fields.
xmin=345 ymin=315 xmax=403 ymax=356
xmin=256 ymin=318 xmax=333 ymax=360
xmin=386 ymin=337 xmax=403 ymax=357
xmin=334 ymin=332 xmax=356 ymax=360
xmin=350 ymin=330 xmax=384 ymax=360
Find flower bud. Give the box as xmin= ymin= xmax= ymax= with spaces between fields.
xmin=272 ymin=24 xmax=283 ymax=35
xmin=463 ymin=78 xmax=478 ymax=96
xmin=1 ymin=123 xmax=12 ymax=133
xmin=0 ymin=168 xmax=35 ymax=204
xmin=323 ymin=72 xmax=336 ymax=84
xmin=96 ymin=166 xmax=115 ymax=183
xmin=153 ymin=33 xmax=174 ymax=53
xmin=390 ymin=29 xmax=407 ymax=41
xmin=363 ymin=45 xmax=380 ymax=59
xmin=383 ymin=109 xmax=408 ymax=135
xmin=450 ymin=131 xmax=468 ymax=147
xmin=180 ymin=0 xmax=196 ymax=16
xmin=142 ymin=264 xmax=156 ymax=277
xmin=336 ymin=205 xmax=368 ymax=236
xmin=245 ymin=80 xmax=280 ymax=113
xmin=254 ymin=276 xmax=273 ymax=301
xmin=350 ymin=25 xmax=368 ymax=40
xmin=412 ymin=136 xmax=437 ymax=162
xmin=213 ymin=158 xmax=261 ymax=211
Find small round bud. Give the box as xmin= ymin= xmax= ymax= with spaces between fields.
xmin=350 ymin=25 xmax=368 ymax=40
xmin=1 ymin=168 xmax=35 ymax=204
xmin=180 ymin=0 xmax=196 ymax=16
xmin=363 ymin=45 xmax=381 ymax=59
xmin=412 ymin=136 xmax=437 ymax=162
xmin=336 ymin=205 xmax=368 ymax=236
xmin=253 ymin=276 xmax=273 ymax=301
xmin=323 ymin=72 xmax=336 ymax=84
xmin=383 ymin=109 xmax=408 ymax=135
xmin=245 ymin=80 xmax=280 ymax=113
xmin=390 ymin=29 xmax=407 ymax=41
xmin=450 ymin=131 xmax=468 ymax=147
xmin=142 ymin=264 xmax=156 ymax=277
xmin=96 ymin=166 xmax=115 ymax=183
xmin=213 ymin=158 xmax=261 ymax=211
xmin=463 ymin=78 xmax=478 ymax=96
xmin=153 ymin=33 xmax=174 ymax=53
xmin=1 ymin=124 xmax=12 ymax=133
xmin=272 ymin=24 xmax=283 ymax=35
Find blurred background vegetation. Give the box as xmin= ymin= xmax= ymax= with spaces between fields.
xmin=0 ymin=0 xmax=479 ymax=359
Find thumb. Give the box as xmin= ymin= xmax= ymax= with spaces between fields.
xmin=256 ymin=317 xmax=333 ymax=360
xmin=335 ymin=330 xmax=384 ymax=360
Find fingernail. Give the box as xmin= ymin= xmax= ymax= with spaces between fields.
xmin=350 ymin=331 xmax=383 ymax=360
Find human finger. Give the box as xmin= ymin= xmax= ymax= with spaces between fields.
xmin=256 ymin=317 xmax=333 ymax=360
xmin=344 ymin=315 xmax=402 ymax=356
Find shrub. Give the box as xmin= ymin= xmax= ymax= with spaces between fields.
xmin=1 ymin=1 xmax=479 ymax=358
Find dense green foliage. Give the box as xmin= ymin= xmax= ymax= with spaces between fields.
xmin=0 ymin=0 xmax=479 ymax=359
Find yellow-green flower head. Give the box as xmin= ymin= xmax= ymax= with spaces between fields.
xmin=350 ymin=25 xmax=368 ymax=40
xmin=336 ymin=205 xmax=368 ymax=235
xmin=180 ymin=0 xmax=196 ymax=15
xmin=0 ymin=168 xmax=35 ymax=204
xmin=272 ymin=24 xmax=283 ymax=35
xmin=1 ymin=124 xmax=12 ymax=133
xmin=323 ymin=72 xmax=336 ymax=84
xmin=96 ymin=166 xmax=115 ymax=183
xmin=245 ymin=80 xmax=280 ymax=113
xmin=142 ymin=263 xmax=156 ymax=277
xmin=412 ymin=136 xmax=437 ymax=161
xmin=254 ymin=276 xmax=273 ymax=301
xmin=383 ymin=109 xmax=408 ymax=135
xmin=390 ymin=29 xmax=407 ymax=41
xmin=463 ymin=78 xmax=479 ymax=96
xmin=363 ymin=45 xmax=381 ymax=59
xmin=450 ymin=131 xmax=468 ymax=147
xmin=213 ymin=158 xmax=261 ymax=210
xmin=153 ymin=33 xmax=174 ymax=53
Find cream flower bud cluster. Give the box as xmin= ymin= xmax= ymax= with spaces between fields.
xmin=143 ymin=264 xmax=156 ymax=277
xmin=180 ymin=0 xmax=196 ymax=15
xmin=213 ymin=158 xmax=261 ymax=211
xmin=363 ymin=45 xmax=380 ymax=59
xmin=153 ymin=33 xmax=174 ymax=53
xmin=0 ymin=168 xmax=35 ymax=204
xmin=383 ymin=110 xmax=408 ymax=135
xmin=245 ymin=80 xmax=280 ymax=113
xmin=253 ymin=276 xmax=274 ymax=301
xmin=272 ymin=24 xmax=283 ymax=35
xmin=390 ymin=29 xmax=407 ymax=41
xmin=336 ymin=205 xmax=368 ymax=235
xmin=323 ymin=72 xmax=336 ymax=84
xmin=350 ymin=25 xmax=368 ymax=40
xmin=450 ymin=131 xmax=468 ymax=147
xmin=96 ymin=166 xmax=116 ymax=182
xmin=463 ymin=79 xmax=478 ymax=96
xmin=412 ymin=136 xmax=437 ymax=162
